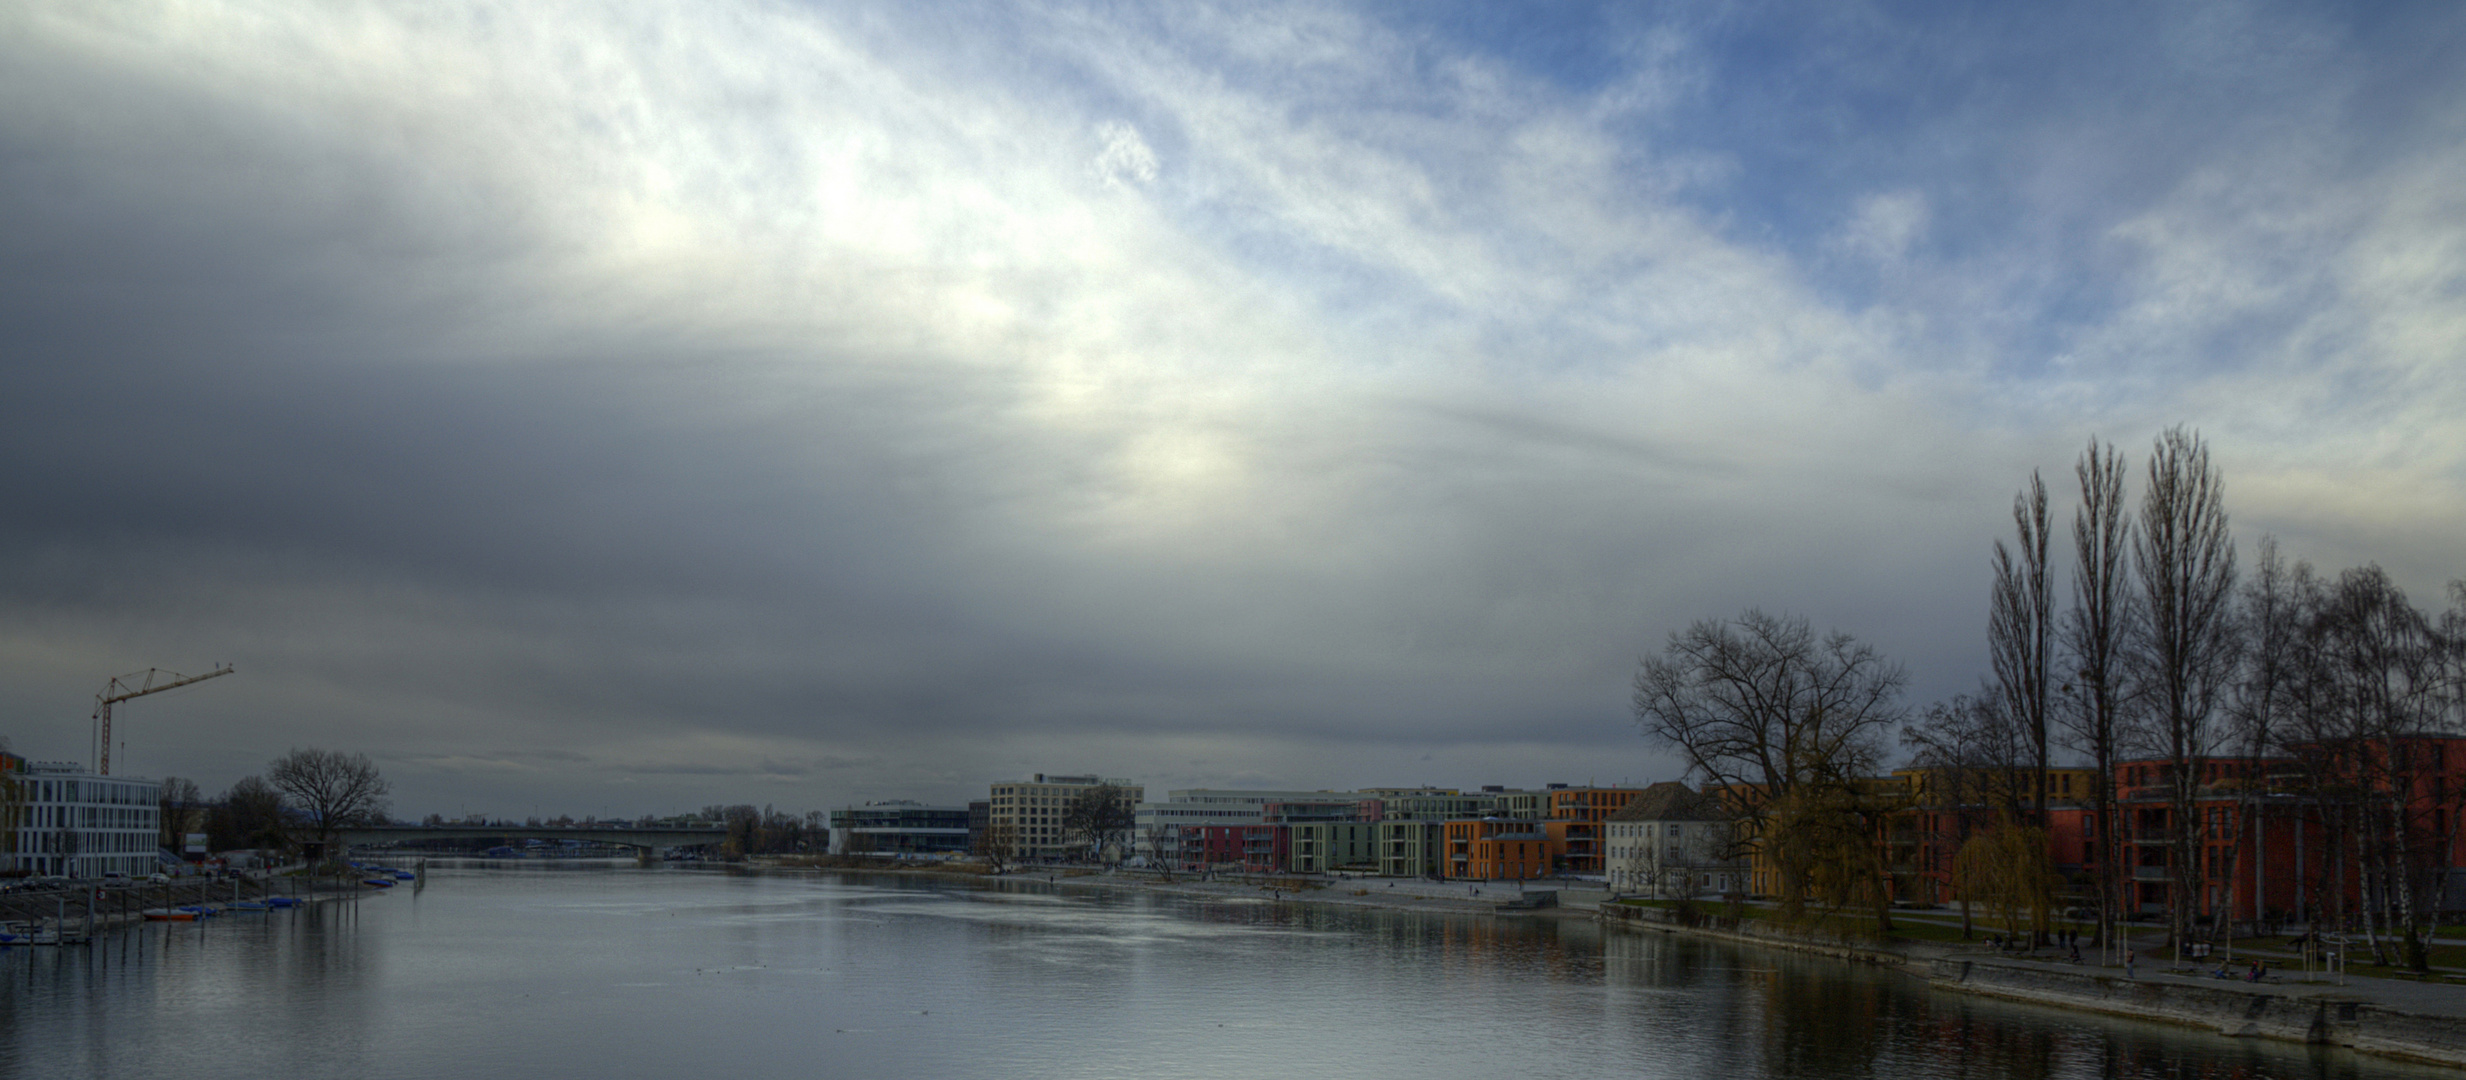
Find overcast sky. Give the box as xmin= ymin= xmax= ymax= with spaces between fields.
xmin=3 ymin=1 xmax=2460 ymax=819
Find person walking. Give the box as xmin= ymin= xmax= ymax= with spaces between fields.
xmin=2125 ymin=948 xmax=2136 ymax=979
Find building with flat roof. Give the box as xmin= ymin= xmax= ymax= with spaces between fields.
xmin=828 ymin=801 xmax=973 ymax=855
xmin=988 ymin=773 xmax=1144 ymax=861
xmin=4 ymin=758 xmax=162 ymax=879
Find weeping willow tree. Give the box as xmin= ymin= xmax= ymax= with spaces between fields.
xmin=1953 ymin=819 xmax=2061 ymax=941
xmin=1761 ymin=777 xmax=1904 ymax=936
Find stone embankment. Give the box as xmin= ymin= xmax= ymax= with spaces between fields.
xmin=1600 ymin=901 xmax=2466 ymax=1070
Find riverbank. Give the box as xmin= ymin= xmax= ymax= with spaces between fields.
xmin=0 ymin=872 xmax=394 ymax=943
xmin=1600 ymin=901 xmax=2466 ymax=1069
xmin=759 ymin=857 xmax=1601 ymax=917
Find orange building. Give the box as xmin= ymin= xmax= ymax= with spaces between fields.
xmin=1544 ymin=787 xmax=1645 ymax=874
xmin=1443 ymin=818 xmax=1573 ymax=880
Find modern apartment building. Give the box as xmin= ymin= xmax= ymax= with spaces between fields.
xmin=1376 ymin=819 xmax=1446 ymax=878
xmin=4 ymin=758 xmax=162 ymax=879
xmin=827 ymin=800 xmax=973 ymax=855
xmin=1289 ymin=821 xmax=1380 ymax=873
xmin=987 ymin=773 xmax=1143 ymax=860
xmin=1134 ymin=790 xmax=1362 ymax=866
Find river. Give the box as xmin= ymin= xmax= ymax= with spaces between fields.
xmin=0 ymin=862 xmax=2446 ymax=1078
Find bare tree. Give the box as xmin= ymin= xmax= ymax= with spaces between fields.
xmin=2130 ymin=426 xmax=2239 ymax=955
xmin=976 ymin=821 xmax=1019 ymax=873
xmin=1142 ymin=821 xmax=1184 ymax=879
xmin=207 ymin=775 xmax=290 ymax=853
xmin=1990 ymin=472 xmax=2055 ymax=820
xmin=1062 ymin=785 xmax=1137 ymax=865
xmin=265 ymin=748 xmax=390 ymax=865
xmin=0 ymin=737 xmax=22 ymax=874
xmin=2316 ymin=566 xmax=2449 ymax=967
xmin=158 ymin=776 xmax=203 ymax=852
xmin=2057 ymin=435 xmax=2135 ymax=952
xmin=1634 ymin=609 xmax=1908 ymax=923
xmin=1903 ymin=690 xmax=2038 ymax=936
xmin=2213 ymin=537 xmax=2308 ymax=959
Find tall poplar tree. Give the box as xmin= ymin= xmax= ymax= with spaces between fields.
xmin=1990 ymin=472 xmax=2054 ymax=820
xmin=2130 ymin=427 xmax=2238 ymax=955
xmin=2056 ymin=436 xmax=2132 ymax=953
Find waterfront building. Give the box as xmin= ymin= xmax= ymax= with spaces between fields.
xmin=1544 ymin=786 xmax=1648 ymax=874
xmin=1133 ymin=789 xmax=1362 ymax=866
xmin=1376 ymin=819 xmax=1445 ymax=878
xmin=987 ymin=773 xmax=1144 ymax=861
xmin=3 ymin=758 xmax=162 ymax=879
xmin=1443 ymin=818 xmax=1573 ymax=880
xmin=1894 ymin=765 xmax=2101 ymax=907
xmin=1367 ymin=788 xmax=1498 ymax=821
xmin=1604 ymin=782 xmax=1742 ymax=898
xmin=1479 ymin=786 xmax=1548 ymax=819
xmin=1289 ymin=821 xmax=1380 ymax=873
xmin=827 ymin=801 xmax=973 ymax=855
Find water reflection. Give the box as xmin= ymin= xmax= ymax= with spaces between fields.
xmin=0 ymin=866 xmax=2452 ymax=1080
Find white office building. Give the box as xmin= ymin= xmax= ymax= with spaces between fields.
xmin=6 ymin=760 xmax=163 ymax=879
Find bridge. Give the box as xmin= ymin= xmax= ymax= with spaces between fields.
xmin=336 ymin=824 xmax=730 ymax=859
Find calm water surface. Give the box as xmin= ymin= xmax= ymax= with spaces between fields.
xmin=0 ymin=863 xmax=2444 ymax=1079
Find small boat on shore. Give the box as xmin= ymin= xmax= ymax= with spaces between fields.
xmin=362 ymin=878 xmax=396 ymax=888
xmin=144 ymin=908 xmax=200 ymax=921
xmin=265 ymin=896 xmax=304 ymax=908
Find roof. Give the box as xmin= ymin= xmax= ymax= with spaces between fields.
xmin=1605 ymin=781 xmax=1730 ymax=823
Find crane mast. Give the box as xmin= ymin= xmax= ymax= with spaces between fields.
xmin=92 ymin=664 xmax=234 ymax=775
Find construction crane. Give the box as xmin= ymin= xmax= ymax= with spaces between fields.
xmin=92 ymin=664 xmax=234 ymax=775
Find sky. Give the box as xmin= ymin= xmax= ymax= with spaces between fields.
xmin=2 ymin=0 xmax=2460 ymax=820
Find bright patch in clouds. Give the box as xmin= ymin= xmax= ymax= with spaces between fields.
xmin=0 ymin=0 xmax=2459 ymax=815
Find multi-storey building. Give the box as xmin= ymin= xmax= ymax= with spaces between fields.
xmin=4 ymin=758 xmax=162 ymax=879
xmin=1377 ymin=819 xmax=1447 ymax=878
xmin=1363 ymin=788 xmax=1497 ymax=821
xmin=1289 ymin=821 xmax=1381 ymax=873
xmin=1544 ymin=786 xmax=1648 ymax=874
xmin=827 ymin=800 xmax=973 ymax=855
xmin=1604 ymin=782 xmax=1742 ymax=898
xmin=1443 ymin=818 xmax=1570 ymax=880
xmin=1133 ymin=790 xmax=1364 ymax=866
xmin=986 ymin=773 xmax=1143 ymax=861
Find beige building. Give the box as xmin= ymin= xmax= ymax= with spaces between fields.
xmin=1604 ymin=781 xmax=1743 ymax=899
xmin=986 ymin=773 xmax=1143 ymax=861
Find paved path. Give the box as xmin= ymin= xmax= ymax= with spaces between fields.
xmin=1931 ymin=933 xmax=2466 ymax=1020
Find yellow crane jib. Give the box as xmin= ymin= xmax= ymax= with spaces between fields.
xmin=92 ymin=664 xmax=235 ymax=776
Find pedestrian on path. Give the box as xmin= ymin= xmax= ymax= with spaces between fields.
xmin=2126 ymin=949 xmax=2136 ymax=979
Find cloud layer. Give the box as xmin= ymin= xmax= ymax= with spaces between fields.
xmin=2 ymin=0 xmax=2460 ymax=815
